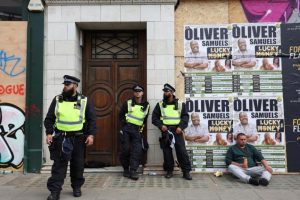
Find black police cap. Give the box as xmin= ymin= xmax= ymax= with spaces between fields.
xmin=132 ymin=84 xmax=144 ymax=92
xmin=162 ymin=83 xmax=175 ymax=92
xmin=63 ymin=75 xmax=80 ymax=84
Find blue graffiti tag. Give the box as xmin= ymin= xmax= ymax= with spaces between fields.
xmin=0 ymin=50 xmax=26 ymax=77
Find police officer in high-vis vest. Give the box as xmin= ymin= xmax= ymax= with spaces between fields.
xmin=44 ymin=75 xmax=96 ymax=200
xmin=152 ymin=83 xmax=192 ymax=180
xmin=119 ymin=84 xmax=150 ymax=180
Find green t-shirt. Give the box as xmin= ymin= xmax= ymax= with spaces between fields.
xmin=225 ymin=143 xmax=264 ymax=168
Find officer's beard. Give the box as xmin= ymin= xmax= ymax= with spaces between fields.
xmin=163 ymin=94 xmax=169 ymax=101
xmin=62 ymin=88 xmax=75 ymax=98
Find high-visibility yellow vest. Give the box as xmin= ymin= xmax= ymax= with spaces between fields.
xmin=125 ymin=99 xmax=149 ymax=126
xmin=55 ymin=95 xmax=87 ymax=131
xmin=159 ymin=101 xmax=182 ymax=125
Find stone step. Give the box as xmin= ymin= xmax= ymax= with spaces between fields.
xmin=41 ymin=164 xmax=181 ymax=174
xmin=41 ymin=164 xmax=124 ymax=174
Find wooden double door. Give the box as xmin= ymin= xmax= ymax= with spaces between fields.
xmin=83 ymin=30 xmax=146 ymax=166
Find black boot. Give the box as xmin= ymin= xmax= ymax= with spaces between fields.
xmin=123 ymin=169 xmax=130 ymax=178
xmin=73 ymin=188 xmax=82 ymax=197
xmin=165 ymin=171 xmax=173 ymax=179
xmin=129 ymin=170 xmax=139 ymax=180
xmin=183 ymin=172 xmax=192 ymax=180
xmin=47 ymin=192 xmax=60 ymax=200
xmin=249 ymin=178 xmax=259 ymax=186
xmin=259 ymin=178 xmax=269 ymax=186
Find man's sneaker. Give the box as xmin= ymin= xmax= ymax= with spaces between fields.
xmin=129 ymin=170 xmax=139 ymax=180
xmin=123 ymin=169 xmax=130 ymax=178
xmin=259 ymin=178 xmax=269 ymax=186
xmin=165 ymin=171 xmax=173 ymax=178
xmin=183 ymin=172 xmax=192 ymax=180
xmin=47 ymin=192 xmax=60 ymax=200
xmin=249 ymin=177 xmax=259 ymax=186
xmin=73 ymin=188 xmax=82 ymax=197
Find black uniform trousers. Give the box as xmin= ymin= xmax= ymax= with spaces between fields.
xmin=119 ymin=123 xmax=143 ymax=171
xmin=47 ymin=134 xmax=85 ymax=192
xmin=161 ymin=127 xmax=191 ymax=173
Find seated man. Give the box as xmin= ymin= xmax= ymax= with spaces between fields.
xmin=184 ymin=112 xmax=209 ymax=144
xmin=225 ymin=133 xmax=273 ymax=186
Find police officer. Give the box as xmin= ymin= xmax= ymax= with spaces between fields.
xmin=44 ymin=75 xmax=96 ymax=200
xmin=119 ymin=84 xmax=150 ymax=180
xmin=152 ymin=83 xmax=192 ymax=180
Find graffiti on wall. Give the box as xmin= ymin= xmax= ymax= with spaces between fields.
xmin=0 ymin=21 xmax=27 ymax=171
xmin=241 ymin=0 xmax=300 ymax=23
xmin=0 ymin=49 xmax=26 ymax=77
xmin=0 ymin=104 xmax=25 ymax=168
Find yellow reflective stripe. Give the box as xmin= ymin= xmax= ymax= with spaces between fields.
xmin=144 ymin=104 xmax=150 ymax=118
xmin=55 ymin=96 xmax=60 ymax=121
xmin=79 ymin=98 xmax=87 ymax=123
xmin=127 ymin=99 xmax=133 ymax=112
xmin=127 ymin=114 xmax=144 ymax=121
xmin=159 ymin=101 xmax=166 ymax=117
xmin=164 ymin=117 xmax=181 ymax=120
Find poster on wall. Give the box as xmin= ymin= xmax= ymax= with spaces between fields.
xmin=183 ymin=23 xmax=287 ymax=173
xmin=0 ymin=22 xmax=27 ymax=171
xmin=281 ymin=23 xmax=300 ymax=172
xmin=231 ymin=23 xmax=282 ymax=96
xmin=184 ymin=24 xmax=233 ymax=98
xmin=231 ymin=23 xmax=282 ymax=97
xmin=185 ymin=97 xmax=286 ymax=172
xmin=185 ymin=97 xmax=233 ymax=172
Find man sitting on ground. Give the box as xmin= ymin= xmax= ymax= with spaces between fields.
xmin=225 ymin=133 xmax=273 ymax=186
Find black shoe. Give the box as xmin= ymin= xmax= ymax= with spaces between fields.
xmin=73 ymin=188 xmax=82 ymax=197
xmin=259 ymin=178 xmax=269 ymax=186
xmin=123 ymin=169 xmax=130 ymax=178
xmin=249 ymin=178 xmax=259 ymax=186
xmin=129 ymin=170 xmax=139 ymax=180
xmin=165 ymin=171 xmax=173 ymax=179
xmin=47 ymin=192 xmax=60 ymax=200
xmin=183 ymin=172 xmax=192 ymax=180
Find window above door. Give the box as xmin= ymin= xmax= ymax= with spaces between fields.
xmin=91 ymin=32 xmax=139 ymax=59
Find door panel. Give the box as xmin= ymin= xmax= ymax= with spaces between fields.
xmin=86 ymin=62 xmax=114 ymax=164
xmin=83 ymin=30 xmax=146 ymax=166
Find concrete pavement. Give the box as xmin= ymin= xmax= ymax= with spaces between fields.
xmin=1 ymin=172 xmax=300 ymax=200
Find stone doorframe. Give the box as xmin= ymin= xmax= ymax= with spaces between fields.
xmin=43 ymin=0 xmax=177 ymax=166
